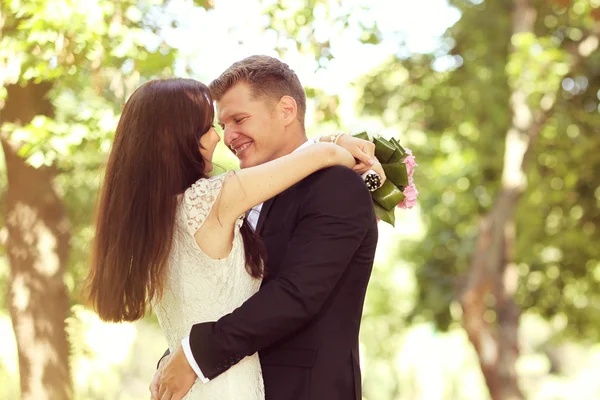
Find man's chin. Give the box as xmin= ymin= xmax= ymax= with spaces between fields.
xmin=239 ymin=157 xmax=260 ymax=169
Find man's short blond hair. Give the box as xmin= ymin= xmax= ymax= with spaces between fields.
xmin=209 ymin=55 xmax=307 ymax=125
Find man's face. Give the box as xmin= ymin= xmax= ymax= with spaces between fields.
xmin=216 ymin=82 xmax=287 ymax=169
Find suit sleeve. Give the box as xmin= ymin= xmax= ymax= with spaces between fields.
xmin=188 ymin=166 xmax=376 ymax=379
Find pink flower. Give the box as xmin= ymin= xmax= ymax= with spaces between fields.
xmin=394 ymin=147 xmax=419 ymax=209
xmin=403 ymin=148 xmax=417 ymax=184
xmin=404 ymin=155 xmax=416 ymax=182
xmin=398 ymin=183 xmax=419 ymax=209
xmin=404 ymin=184 xmax=419 ymax=200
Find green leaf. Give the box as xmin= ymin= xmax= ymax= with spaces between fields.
xmin=353 ymin=131 xmax=370 ymax=141
xmin=372 ymin=180 xmax=406 ymax=211
xmin=373 ymin=203 xmax=395 ymax=226
xmin=383 ymin=162 xmax=409 ymax=188
xmin=374 ymin=137 xmax=396 ymax=163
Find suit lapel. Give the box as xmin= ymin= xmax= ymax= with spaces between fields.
xmin=256 ymin=197 xmax=275 ymax=235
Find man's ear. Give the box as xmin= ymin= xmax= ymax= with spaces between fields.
xmin=278 ymin=95 xmax=298 ymax=126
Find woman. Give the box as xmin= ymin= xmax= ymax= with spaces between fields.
xmin=86 ymin=78 xmax=375 ymax=399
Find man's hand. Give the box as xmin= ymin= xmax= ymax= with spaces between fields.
xmin=336 ymin=134 xmax=386 ymax=183
xmin=157 ymin=347 xmax=196 ymax=400
xmin=150 ymin=354 xmax=170 ymax=400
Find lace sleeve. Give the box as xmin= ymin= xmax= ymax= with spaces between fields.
xmin=183 ymin=174 xmax=227 ymax=236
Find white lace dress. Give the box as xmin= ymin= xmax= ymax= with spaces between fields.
xmin=153 ymin=174 xmax=265 ymax=400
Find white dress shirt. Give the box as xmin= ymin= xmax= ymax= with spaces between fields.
xmin=181 ymin=139 xmax=316 ymax=382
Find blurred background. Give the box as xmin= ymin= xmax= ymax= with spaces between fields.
xmin=1 ymin=0 xmax=599 ymax=399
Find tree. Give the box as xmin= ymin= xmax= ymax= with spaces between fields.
xmin=0 ymin=0 xmax=208 ymax=397
xmin=358 ymin=0 xmax=600 ymax=398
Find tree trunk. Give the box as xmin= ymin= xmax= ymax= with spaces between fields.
xmin=459 ymin=1 xmax=537 ymax=399
xmin=0 ymin=83 xmax=73 ymax=400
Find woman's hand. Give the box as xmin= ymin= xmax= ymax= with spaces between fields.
xmin=335 ymin=134 xmax=376 ymax=171
xmin=335 ymin=134 xmax=386 ymax=184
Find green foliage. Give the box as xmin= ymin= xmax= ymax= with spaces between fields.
xmin=1 ymin=0 xmax=177 ymax=166
xmin=0 ymin=0 xmax=210 ymax=313
xmin=358 ymin=0 xmax=600 ymax=339
xmin=264 ymin=0 xmax=382 ymax=127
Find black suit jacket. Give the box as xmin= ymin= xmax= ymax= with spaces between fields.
xmin=189 ymin=166 xmax=378 ymax=400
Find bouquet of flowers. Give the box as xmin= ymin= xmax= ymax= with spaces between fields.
xmin=354 ymin=132 xmax=418 ymax=226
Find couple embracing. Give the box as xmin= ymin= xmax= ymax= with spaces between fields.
xmin=87 ymin=55 xmax=384 ymax=400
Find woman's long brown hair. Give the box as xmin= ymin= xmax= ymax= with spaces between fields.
xmin=87 ymin=78 xmax=264 ymax=322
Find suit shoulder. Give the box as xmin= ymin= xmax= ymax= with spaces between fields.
xmin=303 ymin=166 xmax=372 ymax=206
xmin=311 ymin=165 xmax=366 ymax=189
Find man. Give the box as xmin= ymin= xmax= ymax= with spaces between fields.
xmin=152 ymin=55 xmax=379 ymax=400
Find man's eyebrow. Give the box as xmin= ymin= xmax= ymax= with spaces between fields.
xmin=219 ymin=112 xmax=248 ymax=125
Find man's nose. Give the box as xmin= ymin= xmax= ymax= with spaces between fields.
xmin=224 ymin=127 xmax=239 ymax=148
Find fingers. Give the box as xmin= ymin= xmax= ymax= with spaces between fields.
xmin=158 ymin=386 xmax=184 ymax=400
xmin=353 ymin=149 xmax=375 ymax=167
xmin=150 ymin=371 xmax=161 ymax=400
xmin=372 ymin=162 xmax=386 ymax=184
xmin=158 ymin=381 xmax=169 ymax=400
xmin=354 ymin=157 xmax=385 ymax=184
xmin=159 ymin=388 xmax=172 ymax=400
xmin=355 ymin=141 xmax=376 ymax=165
xmin=150 ymin=382 xmax=159 ymax=400
xmin=362 ymin=141 xmax=376 ymax=158
xmin=338 ymin=136 xmax=389 ymax=185
xmin=352 ymin=162 xmax=371 ymax=174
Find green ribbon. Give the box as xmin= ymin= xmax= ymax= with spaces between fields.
xmin=354 ymin=132 xmax=409 ymax=226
